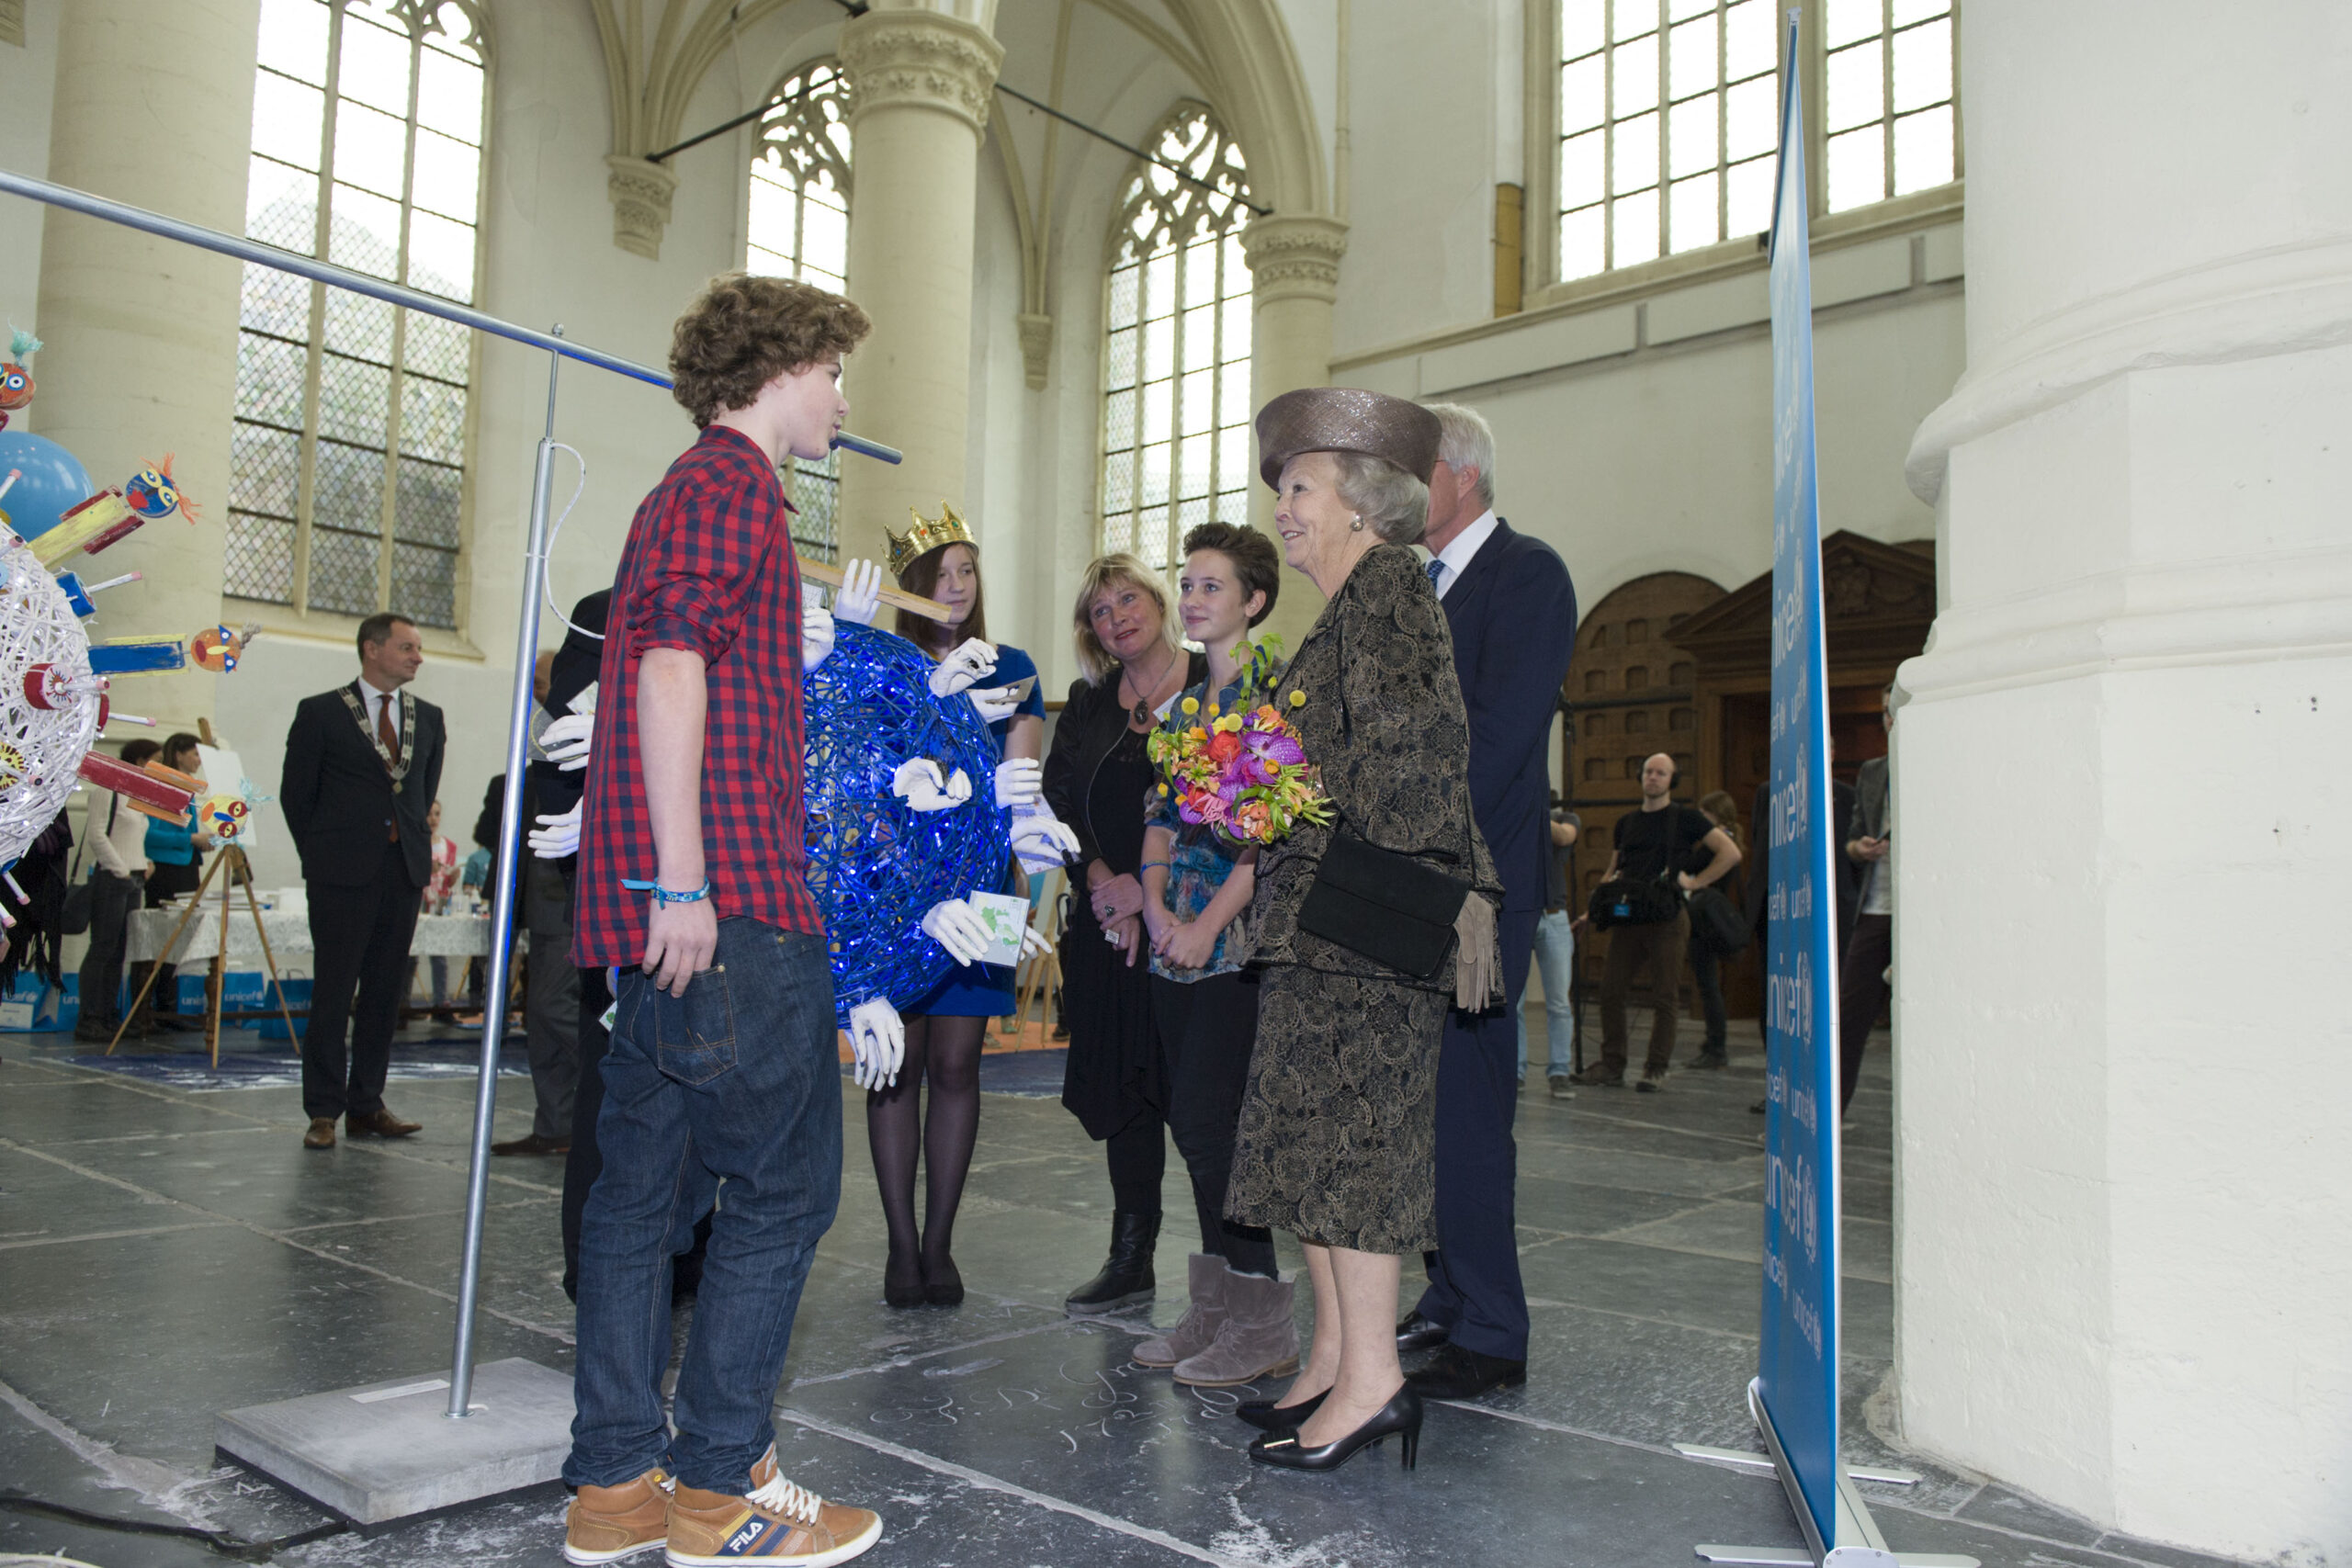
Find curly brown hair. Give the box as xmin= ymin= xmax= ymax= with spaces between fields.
xmin=668 ymin=273 xmax=873 ymax=428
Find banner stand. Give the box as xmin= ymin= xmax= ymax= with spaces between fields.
xmin=1671 ymin=16 xmax=1978 ymax=1568
xmin=1677 ymin=1382 xmax=1975 ymax=1568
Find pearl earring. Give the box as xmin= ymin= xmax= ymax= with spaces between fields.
xmin=1350 ymin=513 xmax=1364 ymax=532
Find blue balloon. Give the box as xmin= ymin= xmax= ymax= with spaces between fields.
xmin=0 ymin=430 xmax=95 ymax=542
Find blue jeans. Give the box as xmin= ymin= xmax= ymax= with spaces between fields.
xmin=565 ymin=919 xmax=841 ymax=1495
xmin=1515 ymin=908 xmax=1576 ymax=1080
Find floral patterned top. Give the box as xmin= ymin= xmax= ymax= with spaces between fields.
xmin=1145 ymin=644 xmax=1285 ymax=982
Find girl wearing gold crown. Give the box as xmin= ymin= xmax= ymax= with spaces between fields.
xmin=867 ymin=503 xmax=1051 ymax=1309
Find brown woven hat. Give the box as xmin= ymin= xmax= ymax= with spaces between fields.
xmin=1255 ymin=387 xmax=1442 ymax=491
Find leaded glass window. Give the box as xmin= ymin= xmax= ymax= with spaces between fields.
xmin=1554 ymin=0 xmax=1957 ymax=283
xmin=1100 ymin=106 xmax=1253 ymax=573
xmin=747 ymin=61 xmax=851 ymax=562
xmin=231 ymin=0 xmax=487 ymax=629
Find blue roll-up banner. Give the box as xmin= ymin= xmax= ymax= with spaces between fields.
xmin=1758 ymin=7 xmax=1844 ymax=1549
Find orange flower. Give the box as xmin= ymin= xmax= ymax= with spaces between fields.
xmin=1234 ymin=799 xmax=1272 ymax=837
xmin=1206 ymin=730 xmax=1242 ymax=764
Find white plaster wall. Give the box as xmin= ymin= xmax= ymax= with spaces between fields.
xmin=0 ymin=0 xmax=59 ymax=334
xmin=1331 ymin=0 xmax=1500 ymax=348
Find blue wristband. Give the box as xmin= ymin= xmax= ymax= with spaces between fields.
xmin=621 ymin=876 xmax=712 ymax=905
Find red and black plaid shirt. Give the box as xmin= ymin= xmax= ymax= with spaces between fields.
xmin=572 ymin=424 xmax=820 ymax=966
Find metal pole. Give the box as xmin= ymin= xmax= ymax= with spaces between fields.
xmin=0 ymin=168 xmax=668 ymax=389
xmin=447 ymin=333 xmax=564 ymax=1419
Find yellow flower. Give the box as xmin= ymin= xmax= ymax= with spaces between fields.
xmin=1216 ymin=714 xmax=1244 ymax=734
xmin=1205 ymin=703 xmax=1219 ymax=717
xmin=1288 ymin=690 xmax=1306 ymax=708
xmin=1180 ymin=695 xmax=1199 ymax=715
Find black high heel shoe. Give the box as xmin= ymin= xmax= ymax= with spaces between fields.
xmin=923 ymin=1255 xmax=965 ymax=1306
xmin=1235 ymin=1388 xmax=1327 ymax=1432
xmin=883 ymin=1251 xmax=924 ymax=1309
xmin=1247 ymin=1384 xmax=1422 ymax=1472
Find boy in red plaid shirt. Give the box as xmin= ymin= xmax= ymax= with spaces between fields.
xmin=561 ymin=275 xmax=883 ymax=1568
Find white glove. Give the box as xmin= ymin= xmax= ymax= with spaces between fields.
xmin=993 ymin=758 xmax=1043 ymax=809
xmin=847 ymin=998 xmax=905 ymax=1089
xmin=1010 ymin=812 xmax=1080 ymax=874
xmin=802 ymin=604 xmax=836 ymax=674
xmin=968 ymin=683 xmax=1024 ymax=723
xmin=833 ymin=558 xmax=884 ymax=628
xmin=927 ymin=637 xmax=999 ymax=698
xmin=891 ymin=758 xmax=974 ymax=812
xmin=1012 ymin=920 xmax=1055 ymax=962
xmin=921 ymin=897 xmax=992 ymax=966
xmin=528 ymin=803 xmax=581 ymax=859
xmin=540 ymin=712 xmax=594 ymax=773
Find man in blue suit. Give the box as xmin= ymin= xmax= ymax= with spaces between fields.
xmin=1400 ymin=402 xmax=1578 ymax=1400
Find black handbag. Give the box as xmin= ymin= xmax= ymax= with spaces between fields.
xmin=1587 ymin=807 xmax=1688 ymax=930
xmin=1687 ymin=884 xmax=1750 ymax=955
xmin=59 ymin=795 xmax=114 ymax=937
xmin=1296 ymin=826 xmax=1469 ymax=981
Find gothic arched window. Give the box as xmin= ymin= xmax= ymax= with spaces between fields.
xmin=1100 ymin=105 xmax=1254 ymax=572
xmin=747 ymin=61 xmax=852 ymax=560
xmin=231 ymin=0 xmax=489 ymax=630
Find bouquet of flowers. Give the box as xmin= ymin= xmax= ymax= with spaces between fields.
xmin=1148 ymin=649 xmax=1331 ymax=849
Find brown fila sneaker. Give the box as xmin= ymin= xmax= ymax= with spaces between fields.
xmin=662 ymin=1445 xmax=881 ymax=1567
xmin=563 ymin=1466 xmax=673 ymax=1564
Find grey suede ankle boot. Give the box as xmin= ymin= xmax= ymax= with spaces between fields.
xmin=1131 ymin=1255 xmax=1228 ymax=1369
xmin=1173 ymin=1266 xmax=1300 ymax=1387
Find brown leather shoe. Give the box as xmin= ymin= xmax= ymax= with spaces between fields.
xmin=303 ymin=1117 xmax=337 ymax=1150
xmin=491 ymin=1133 xmax=570 ymax=1156
xmin=664 ymin=1446 xmax=880 ymax=1568
xmin=346 ymin=1107 xmax=422 ymax=1138
xmin=561 ymin=1465 xmax=670 ymax=1564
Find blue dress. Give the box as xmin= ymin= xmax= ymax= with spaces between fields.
xmin=908 ymin=643 xmax=1046 ymax=1019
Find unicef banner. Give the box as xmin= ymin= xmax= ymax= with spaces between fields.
xmin=1758 ymin=9 xmax=1844 ymax=1548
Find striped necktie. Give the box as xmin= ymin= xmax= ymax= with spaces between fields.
xmin=1425 ymin=558 xmax=1445 ymax=594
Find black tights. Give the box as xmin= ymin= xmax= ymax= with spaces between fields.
xmin=865 ymin=1012 xmax=985 ymax=1273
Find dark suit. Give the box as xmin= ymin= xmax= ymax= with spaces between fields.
xmin=1838 ymin=756 xmax=1891 ymax=1115
xmin=1417 ymin=517 xmax=1577 ymax=1363
xmin=281 ymin=681 xmax=446 ymax=1122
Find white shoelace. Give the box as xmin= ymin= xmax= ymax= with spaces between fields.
xmin=747 ymin=1470 xmax=822 ymax=1528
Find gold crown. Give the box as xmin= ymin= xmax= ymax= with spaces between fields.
xmin=886 ymin=502 xmax=975 ymax=578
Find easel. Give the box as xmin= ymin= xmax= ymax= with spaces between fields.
xmin=105 ymin=843 xmax=301 ymax=1066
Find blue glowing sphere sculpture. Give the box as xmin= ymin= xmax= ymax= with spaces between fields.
xmin=803 ymin=622 xmax=1010 ymax=1024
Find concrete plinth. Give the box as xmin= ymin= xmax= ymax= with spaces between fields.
xmin=216 ymin=1359 xmax=573 ymax=1525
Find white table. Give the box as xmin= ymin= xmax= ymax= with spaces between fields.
xmin=128 ymin=908 xmax=499 ymax=967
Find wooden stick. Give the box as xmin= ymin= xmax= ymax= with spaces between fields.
xmin=797 ymin=558 xmax=956 ymax=625
xmin=209 ymin=844 xmax=232 ymax=1067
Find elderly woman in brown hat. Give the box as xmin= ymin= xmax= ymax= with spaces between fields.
xmin=1223 ymin=388 xmax=1502 ymax=1472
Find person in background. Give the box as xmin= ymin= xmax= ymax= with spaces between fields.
xmin=866 ymin=511 xmax=1047 ymax=1308
xmin=1043 ymin=554 xmax=1204 ymax=1315
xmin=1521 ymin=801 xmax=1580 ymax=1097
xmin=134 ymin=731 xmax=211 ymax=1032
xmin=1572 ymin=753 xmax=1738 ymax=1092
xmin=1682 ymin=790 xmax=1745 ymax=1070
xmin=493 ymin=659 xmax=581 ymax=1158
xmin=279 ymin=613 xmax=446 ymax=1149
xmin=1838 ymin=688 xmax=1895 ymax=1117
xmin=422 ymin=798 xmax=459 ymax=1021
xmin=1133 ymin=522 xmax=1295 ymax=1389
xmin=74 ymin=739 xmax=159 ymax=1044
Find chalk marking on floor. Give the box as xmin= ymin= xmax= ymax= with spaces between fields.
xmin=0 ymin=1136 xmax=576 ymax=1348
xmin=775 ymin=1404 xmax=1254 ymax=1568
xmin=0 ymin=1220 xmax=233 ymax=1250
xmin=790 ymin=1316 xmax=1118 ymax=1389
xmin=0 ymin=1371 xmax=218 ymax=1528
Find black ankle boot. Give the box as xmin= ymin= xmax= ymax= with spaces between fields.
xmin=1065 ymin=1211 xmax=1159 ymax=1315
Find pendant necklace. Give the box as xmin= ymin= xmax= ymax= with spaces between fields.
xmin=1125 ymin=649 xmax=1177 ymax=729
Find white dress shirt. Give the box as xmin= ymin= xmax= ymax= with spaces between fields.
xmin=360 ymin=677 xmax=401 ymax=742
xmin=1424 ymin=508 xmax=1501 ymax=600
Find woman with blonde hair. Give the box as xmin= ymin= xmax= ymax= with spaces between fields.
xmin=1042 ymin=553 xmax=1204 ymax=1314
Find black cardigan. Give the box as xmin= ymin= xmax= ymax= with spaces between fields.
xmin=1042 ymin=649 xmax=1210 ymax=874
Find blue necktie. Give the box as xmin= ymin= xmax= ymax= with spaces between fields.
xmin=1425 ymin=558 xmax=1444 ymax=593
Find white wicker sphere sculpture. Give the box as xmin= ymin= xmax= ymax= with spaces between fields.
xmin=0 ymin=536 xmax=98 ymax=868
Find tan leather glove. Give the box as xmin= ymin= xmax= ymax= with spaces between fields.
xmin=1453 ymin=890 xmax=1500 ymax=1012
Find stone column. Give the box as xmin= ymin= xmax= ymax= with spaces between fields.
xmin=1894 ymin=4 xmax=2352 ymax=1562
xmin=1239 ymin=212 xmax=1347 ymax=651
xmin=836 ymin=1 xmax=1003 ymax=570
xmin=32 ymin=0 xmax=257 ymax=735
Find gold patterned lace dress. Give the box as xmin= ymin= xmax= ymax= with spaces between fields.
xmin=1224 ymin=544 xmax=1498 ymax=1255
